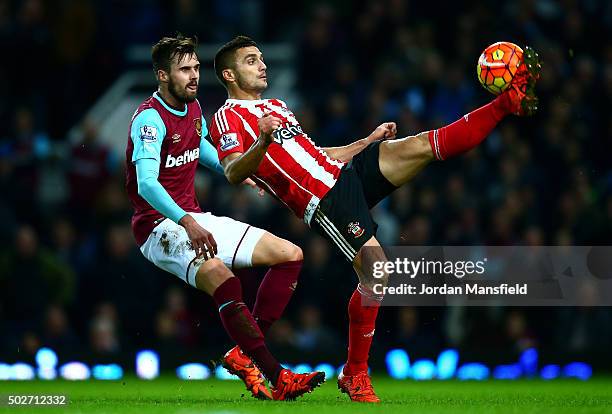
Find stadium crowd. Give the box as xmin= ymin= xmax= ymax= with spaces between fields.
xmin=1 ymin=0 xmax=611 ymax=368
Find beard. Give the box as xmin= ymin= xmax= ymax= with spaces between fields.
xmin=236 ymin=73 xmax=266 ymax=94
xmin=168 ymin=77 xmax=197 ymax=103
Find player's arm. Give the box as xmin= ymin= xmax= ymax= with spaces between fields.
xmin=220 ymin=113 xmax=280 ymax=184
xmin=131 ymin=110 xmax=217 ymax=258
xmin=199 ymin=134 xmax=225 ymax=175
xmin=322 ymin=122 xmax=397 ymax=162
xmin=197 ymin=116 xmax=225 ymax=175
xmin=135 ymin=159 xmax=217 ymax=258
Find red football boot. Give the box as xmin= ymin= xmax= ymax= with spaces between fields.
xmin=504 ymin=46 xmax=542 ymax=116
xmin=271 ymin=368 xmax=325 ymax=401
xmin=337 ymin=371 xmax=381 ymax=403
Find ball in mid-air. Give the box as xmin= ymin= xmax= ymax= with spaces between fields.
xmin=477 ymin=42 xmax=523 ymax=95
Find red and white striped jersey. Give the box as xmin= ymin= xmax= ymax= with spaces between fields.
xmin=210 ymin=98 xmax=344 ymax=223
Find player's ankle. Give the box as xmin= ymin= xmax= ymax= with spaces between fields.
xmin=493 ymin=93 xmax=513 ymax=118
xmin=343 ymin=363 xmax=368 ymax=376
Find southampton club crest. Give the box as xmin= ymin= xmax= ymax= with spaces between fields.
xmin=194 ymin=118 xmax=202 ymax=137
xmin=348 ymin=221 xmax=365 ymax=239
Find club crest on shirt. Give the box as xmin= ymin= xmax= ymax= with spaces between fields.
xmin=220 ymin=133 xmax=239 ymax=151
xmin=194 ymin=118 xmax=202 ymax=137
xmin=139 ymin=125 xmax=158 ymax=142
xmin=348 ymin=221 xmax=365 ymax=238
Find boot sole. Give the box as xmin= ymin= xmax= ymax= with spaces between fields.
xmin=520 ymin=46 xmax=542 ymax=116
xmin=284 ymin=371 xmax=326 ymax=401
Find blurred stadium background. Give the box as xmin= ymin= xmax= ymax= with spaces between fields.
xmin=0 ymin=0 xmax=611 ymax=380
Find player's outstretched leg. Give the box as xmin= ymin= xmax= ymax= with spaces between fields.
xmin=196 ymin=258 xmax=324 ymax=401
xmin=378 ymin=45 xmax=541 ymax=188
xmin=221 ymin=233 xmax=304 ymax=399
xmin=339 ymin=237 xmax=388 ymax=403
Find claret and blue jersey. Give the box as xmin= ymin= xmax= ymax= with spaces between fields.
xmin=125 ymin=92 xmax=223 ymax=245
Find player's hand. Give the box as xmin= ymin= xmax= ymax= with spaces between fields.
xmin=258 ymin=112 xmax=282 ymax=144
xmin=369 ymin=122 xmax=397 ymax=142
xmin=180 ymin=214 xmax=218 ymax=260
xmin=242 ymin=177 xmax=265 ymax=197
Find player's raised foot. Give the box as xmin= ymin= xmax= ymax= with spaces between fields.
xmin=271 ymin=369 xmax=325 ymax=401
xmin=222 ymin=346 xmax=272 ymax=400
xmin=505 ymin=45 xmax=542 ymax=116
xmin=337 ymin=371 xmax=381 ymax=403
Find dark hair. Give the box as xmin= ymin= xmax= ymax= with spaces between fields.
xmin=214 ymin=35 xmax=258 ymax=86
xmin=151 ymin=34 xmax=199 ymax=75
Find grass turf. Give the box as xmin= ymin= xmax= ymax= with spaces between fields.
xmin=1 ymin=376 xmax=611 ymax=414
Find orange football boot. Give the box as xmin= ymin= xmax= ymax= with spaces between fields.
xmin=222 ymin=346 xmax=272 ymax=400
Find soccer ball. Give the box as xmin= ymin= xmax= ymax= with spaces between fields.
xmin=477 ymin=42 xmax=523 ymax=95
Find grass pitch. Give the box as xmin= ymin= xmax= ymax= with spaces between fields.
xmin=1 ymin=376 xmax=611 ymax=414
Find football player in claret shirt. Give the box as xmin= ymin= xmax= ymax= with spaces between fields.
xmin=210 ymin=36 xmax=541 ymax=402
xmin=125 ymin=35 xmax=325 ymax=401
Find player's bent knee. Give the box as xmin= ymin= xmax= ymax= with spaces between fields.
xmin=285 ymin=243 xmax=303 ymax=262
xmin=195 ymin=258 xmax=233 ymax=295
xmin=355 ymin=241 xmax=389 ymax=288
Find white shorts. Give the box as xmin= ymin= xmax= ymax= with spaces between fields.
xmin=140 ymin=212 xmax=265 ymax=287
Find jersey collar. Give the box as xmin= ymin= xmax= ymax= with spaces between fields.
xmin=226 ymin=98 xmax=267 ymax=105
xmin=154 ymin=91 xmax=188 ymax=116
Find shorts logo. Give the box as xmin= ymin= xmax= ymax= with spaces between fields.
xmin=220 ymin=133 xmax=239 ymax=151
xmin=348 ymin=221 xmax=365 ymax=238
xmin=139 ymin=125 xmax=158 ymax=142
xmin=194 ymin=118 xmax=202 ymax=137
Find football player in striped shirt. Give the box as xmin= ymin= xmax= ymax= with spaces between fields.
xmin=210 ymin=36 xmax=540 ymax=402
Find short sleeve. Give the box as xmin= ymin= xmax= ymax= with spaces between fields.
xmin=130 ymin=108 xmax=166 ymax=163
xmin=210 ymin=108 xmax=245 ymax=161
xmin=200 ymin=115 xmax=209 ymax=138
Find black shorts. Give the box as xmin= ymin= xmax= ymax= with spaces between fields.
xmin=310 ymin=141 xmax=398 ymax=262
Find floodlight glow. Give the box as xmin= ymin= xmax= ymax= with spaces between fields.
xmin=313 ymin=363 xmax=336 ymax=379
xmin=294 ymin=363 xmax=313 ymax=374
xmin=563 ymin=362 xmax=592 ymax=380
xmin=385 ymin=349 xmax=410 ymax=379
xmin=36 ymin=348 xmax=58 ymax=368
xmin=93 ymin=364 xmax=123 ymax=380
xmin=540 ymin=364 xmax=561 ymax=380
xmin=0 ymin=363 xmax=10 ymax=380
xmin=437 ymin=349 xmax=459 ymax=380
xmin=12 ymin=363 xmax=35 ymax=380
xmin=37 ymin=368 xmax=57 ymax=380
xmin=412 ymin=360 xmax=436 ymax=380
xmin=136 ymin=350 xmax=159 ymax=380
xmin=215 ymin=365 xmax=239 ymax=380
xmin=457 ymin=363 xmax=489 ymax=380
xmin=519 ymin=348 xmax=538 ymax=377
xmin=60 ymin=362 xmax=90 ymax=380
xmin=177 ymin=363 xmax=211 ymax=380
xmin=493 ymin=364 xmax=522 ymax=380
